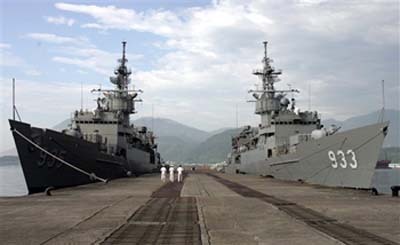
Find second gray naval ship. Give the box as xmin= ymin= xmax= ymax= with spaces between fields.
xmin=9 ymin=42 xmax=161 ymax=194
xmin=226 ymin=41 xmax=389 ymax=189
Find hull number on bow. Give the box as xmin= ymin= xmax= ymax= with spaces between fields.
xmin=328 ymin=150 xmax=358 ymax=169
xmin=38 ymin=149 xmax=66 ymax=168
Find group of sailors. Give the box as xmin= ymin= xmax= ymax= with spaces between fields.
xmin=160 ymin=165 xmax=184 ymax=183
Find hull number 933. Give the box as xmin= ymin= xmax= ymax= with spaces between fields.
xmin=328 ymin=150 xmax=358 ymax=169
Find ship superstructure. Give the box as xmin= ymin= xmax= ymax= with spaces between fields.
xmin=68 ymin=41 xmax=157 ymax=164
xmin=226 ymin=42 xmax=389 ymax=189
xmin=10 ymin=42 xmax=160 ymax=194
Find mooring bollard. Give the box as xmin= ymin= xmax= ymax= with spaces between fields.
xmin=391 ymin=186 xmax=400 ymax=197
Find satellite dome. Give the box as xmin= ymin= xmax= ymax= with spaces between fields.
xmin=311 ymin=129 xmax=326 ymax=139
xmin=280 ymin=97 xmax=290 ymax=107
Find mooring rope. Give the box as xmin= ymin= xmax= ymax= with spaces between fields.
xmin=12 ymin=128 xmax=108 ymax=183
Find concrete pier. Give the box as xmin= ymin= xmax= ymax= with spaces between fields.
xmin=1 ymin=172 xmax=399 ymax=244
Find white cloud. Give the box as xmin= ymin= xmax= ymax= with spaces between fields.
xmin=364 ymin=24 xmax=399 ymax=45
xmin=24 ymin=69 xmax=42 ymax=76
xmin=0 ymin=43 xmax=11 ymax=49
xmin=0 ymin=45 xmax=21 ymax=68
xmin=81 ymin=23 xmax=105 ymax=29
xmin=0 ymin=49 xmax=25 ymax=67
xmin=77 ymin=69 xmax=88 ymax=74
xmin=53 ymin=56 xmax=109 ymax=75
xmin=25 ymin=33 xmax=92 ymax=47
xmin=55 ymin=2 xmax=183 ymax=35
xmin=52 ymin=46 xmax=143 ymax=75
xmin=44 ymin=16 xmax=75 ymax=26
xmin=23 ymin=31 xmax=143 ymax=81
xmin=0 ymin=45 xmax=41 ymax=77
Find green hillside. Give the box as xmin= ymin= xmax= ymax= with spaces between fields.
xmin=156 ymin=136 xmax=198 ymax=163
xmin=324 ymin=109 xmax=399 ymax=147
xmin=185 ymin=128 xmax=240 ymax=163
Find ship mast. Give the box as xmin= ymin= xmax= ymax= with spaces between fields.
xmin=261 ymin=41 xmax=276 ymax=92
xmin=251 ymin=42 xmax=279 ymax=93
xmin=250 ymin=42 xmax=298 ymax=97
xmin=115 ymin=41 xmax=131 ymax=90
xmin=249 ymin=41 xmax=299 ymax=125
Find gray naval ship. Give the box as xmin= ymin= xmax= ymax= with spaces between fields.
xmin=9 ymin=42 xmax=161 ymax=194
xmin=226 ymin=41 xmax=389 ymax=189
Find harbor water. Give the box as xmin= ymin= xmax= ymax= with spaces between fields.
xmin=0 ymin=159 xmax=28 ymax=196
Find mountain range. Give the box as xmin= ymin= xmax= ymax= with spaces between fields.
xmin=132 ymin=118 xmax=242 ymax=163
xmin=322 ymin=109 xmax=399 ymax=147
xmin=2 ymin=109 xmax=399 ymax=163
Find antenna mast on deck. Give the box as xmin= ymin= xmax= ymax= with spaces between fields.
xmin=80 ymin=81 xmax=83 ymax=111
xmin=236 ymin=103 xmax=238 ymax=128
xmin=12 ymin=78 xmax=21 ymax=121
xmin=379 ymin=80 xmax=385 ymax=122
xmin=152 ymin=104 xmax=154 ymax=131
xmin=12 ymin=78 xmax=15 ymax=120
xmin=308 ymin=81 xmax=311 ymax=111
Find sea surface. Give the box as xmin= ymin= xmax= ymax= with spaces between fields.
xmin=0 ymin=158 xmax=28 ymax=196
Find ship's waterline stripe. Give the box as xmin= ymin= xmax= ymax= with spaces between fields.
xmin=12 ymin=128 xmax=108 ymax=183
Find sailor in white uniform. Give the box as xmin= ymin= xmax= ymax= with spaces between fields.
xmin=169 ymin=166 xmax=175 ymax=182
xmin=160 ymin=165 xmax=167 ymax=182
xmin=177 ymin=165 xmax=184 ymax=182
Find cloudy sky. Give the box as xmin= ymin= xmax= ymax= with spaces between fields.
xmin=0 ymin=0 xmax=399 ymax=153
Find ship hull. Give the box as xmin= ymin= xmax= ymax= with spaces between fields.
xmin=9 ymin=120 xmax=159 ymax=194
xmin=226 ymin=122 xmax=389 ymax=189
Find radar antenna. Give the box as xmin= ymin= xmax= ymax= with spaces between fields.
xmin=110 ymin=41 xmax=132 ymax=90
xmin=249 ymin=41 xmax=299 ymax=96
